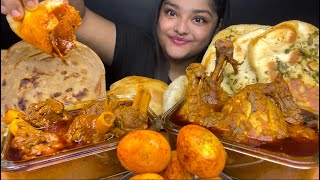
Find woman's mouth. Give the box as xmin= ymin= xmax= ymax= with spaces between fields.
xmin=170 ymin=36 xmax=190 ymax=46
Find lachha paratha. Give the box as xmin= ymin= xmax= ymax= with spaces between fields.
xmin=1 ymin=40 xmax=106 ymax=119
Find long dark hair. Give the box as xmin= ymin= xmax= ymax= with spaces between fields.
xmin=152 ymin=0 xmax=230 ymax=82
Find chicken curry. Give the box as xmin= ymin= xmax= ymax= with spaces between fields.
xmin=2 ymin=85 xmax=152 ymax=161
xmin=174 ymin=39 xmax=319 ymax=157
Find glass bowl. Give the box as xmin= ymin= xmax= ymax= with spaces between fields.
xmin=162 ymin=98 xmax=319 ymax=179
xmin=1 ymin=95 xmax=161 ymax=179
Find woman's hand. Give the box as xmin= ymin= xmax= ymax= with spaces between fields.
xmin=2 ymin=0 xmax=115 ymax=66
xmin=1 ymin=0 xmax=85 ymax=20
xmin=1 ymin=0 xmax=38 ymax=20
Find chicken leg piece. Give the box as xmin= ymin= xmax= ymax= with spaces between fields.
xmin=178 ymin=39 xmax=241 ymax=126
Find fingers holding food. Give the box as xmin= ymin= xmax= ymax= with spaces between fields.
xmin=1 ymin=0 xmax=9 ymax=15
xmin=6 ymin=0 xmax=82 ymax=59
xmin=1 ymin=0 xmax=25 ymax=19
xmin=21 ymin=0 xmax=38 ymax=10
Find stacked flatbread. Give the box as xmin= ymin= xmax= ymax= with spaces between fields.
xmin=1 ymin=41 xmax=106 ymax=140
xmin=163 ymin=20 xmax=319 ymax=115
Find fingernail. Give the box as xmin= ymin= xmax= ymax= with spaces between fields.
xmin=1 ymin=5 xmax=8 ymax=14
xmin=26 ymin=0 xmax=36 ymax=9
xmin=10 ymin=9 xmax=21 ymax=18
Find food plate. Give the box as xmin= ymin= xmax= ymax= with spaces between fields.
xmin=1 ymin=95 xmax=161 ymax=179
xmin=162 ymin=98 xmax=319 ymax=170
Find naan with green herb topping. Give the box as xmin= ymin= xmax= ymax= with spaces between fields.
xmin=248 ymin=20 xmax=319 ymax=115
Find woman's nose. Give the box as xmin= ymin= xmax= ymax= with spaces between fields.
xmin=174 ymin=18 xmax=189 ymax=35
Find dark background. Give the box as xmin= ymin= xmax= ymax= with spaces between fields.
xmin=228 ymin=0 xmax=319 ymax=26
xmin=1 ymin=0 xmax=319 ymax=49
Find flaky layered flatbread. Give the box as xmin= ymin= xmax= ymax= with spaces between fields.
xmin=1 ymin=40 xmax=106 ymax=119
xmin=6 ymin=0 xmax=82 ymax=59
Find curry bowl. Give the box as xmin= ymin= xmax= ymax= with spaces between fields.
xmin=1 ymin=95 xmax=161 ymax=179
xmin=162 ymin=98 xmax=319 ymax=179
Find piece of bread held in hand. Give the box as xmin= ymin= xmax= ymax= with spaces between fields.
xmin=6 ymin=0 xmax=82 ymax=59
xmin=108 ymin=76 xmax=168 ymax=117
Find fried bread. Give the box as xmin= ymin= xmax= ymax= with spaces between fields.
xmin=108 ymin=76 xmax=168 ymax=116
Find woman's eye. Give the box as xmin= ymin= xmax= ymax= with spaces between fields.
xmin=193 ymin=17 xmax=207 ymax=24
xmin=166 ymin=9 xmax=176 ymax=17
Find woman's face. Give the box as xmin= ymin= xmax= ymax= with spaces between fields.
xmin=157 ymin=0 xmax=218 ymax=62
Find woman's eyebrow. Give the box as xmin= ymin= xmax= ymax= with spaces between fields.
xmin=163 ymin=1 xmax=180 ymax=9
xmin=163 ymin=1 xmax=213 ymax=18
xmin=192 ymin=9 xmax=213 ymax=18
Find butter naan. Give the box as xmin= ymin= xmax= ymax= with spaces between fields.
xmin=248 ymin=20 xmax=319 ymax=115
xmin=1 ymin=40 xmax=106 ymax=120
xmin=6 ymin=0 xmax=82 ymax=59
xmin=202 ymin=24 xmax=271 ymax=95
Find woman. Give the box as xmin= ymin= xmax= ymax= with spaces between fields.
xmin=1 ymin=0 xmax=229 ymax=85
